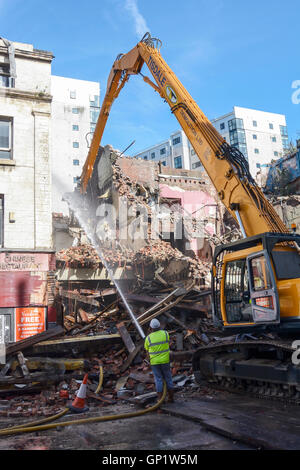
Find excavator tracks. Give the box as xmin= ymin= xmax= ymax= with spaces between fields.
xmin=192 ymin=338 xmax=300 ymax=406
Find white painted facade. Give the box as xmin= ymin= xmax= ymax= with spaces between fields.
xmin=51 ymin=76 xmax=100 ymax=214
xmin=211 ymin=106 xmax=288 ymax=178
xmin=0 ymin=39 xmax=53 ymax=249
xmin=134 ymin=106 xmax=289 ymax=182
xmin=134 ymin=129 xmax=196 ymax=171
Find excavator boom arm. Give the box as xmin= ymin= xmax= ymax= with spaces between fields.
xmin=81 ymin=33 xmax=288 ymax=238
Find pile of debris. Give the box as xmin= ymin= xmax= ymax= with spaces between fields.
xmin=56 ymin=240 xmax=211 ymax=287
xmin=0 ymin=278 xmax=217 ymax=419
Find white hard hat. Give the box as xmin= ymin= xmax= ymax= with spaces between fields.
xmin=150 ymin=319 xmax=160 ymax=329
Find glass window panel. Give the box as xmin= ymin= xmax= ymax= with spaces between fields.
xmin=174 ymin=156 xmax=182 ymax=169
xmin=90 ymin=109 xmax=99 ymax=123
xmin=0 ymin=121 xmax=10 ymax=149
xmin=250 ymin=256 xmax=272 ymax=291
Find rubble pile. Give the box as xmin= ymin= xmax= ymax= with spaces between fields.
xmin=0 ymin=278 xmax=217 ymax=420
xmin=56 ymin=240 xmax=212 ymax=287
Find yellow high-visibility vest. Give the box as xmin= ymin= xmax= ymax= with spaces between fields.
xmin=144 ymin=330 xmax=170 ymax=365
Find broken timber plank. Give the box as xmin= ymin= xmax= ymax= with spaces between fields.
xmin=0 ymin=371 xmax=86 ymax=386
xmin=136 ymin=288 xmax=181 ymax=322
xmin=120 ymin=343 xmax=143 ymax=374
xmin=67 ymin=301 xmax=118 ymax=336
xmin=139 ymin=293 xmax=187 ymax=326
xmin=117 ymin=322 xmax=136 ymax=354
xmin=10 ymin=357 xmax=90 ymax=372
xmin=6 ymin=326 xmax=64 ymax=357
xmin=0 ymin=359 xmax=13 ymax=377
xmin=60 ymin=290 xmax=100 ymax=307
xmin=26 ymin=333 xmax=122 ymax=356
xmin=17 ymin=352 xmax=29 ymax=377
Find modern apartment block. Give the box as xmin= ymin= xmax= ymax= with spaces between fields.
xmin=211 ymin=106 xmax=289 ymax=177
xmin=133 ymin=130 xmax=198 ymax=171
xmin=51 ymin=76 xmax=100 ymax=214
xmin=0 ymin=39 xmax=53 ymax=249
xmin=134 ymin=106 xmax=289 ymax=180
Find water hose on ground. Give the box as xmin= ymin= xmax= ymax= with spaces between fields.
xmin=0 ymin=382 xmax=167 ymax=437
xmin=2 ymin=365 xmax=104 ymax=432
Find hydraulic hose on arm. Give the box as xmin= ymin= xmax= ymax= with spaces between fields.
xmin=0 ymin=382 xmax=167 ymax=437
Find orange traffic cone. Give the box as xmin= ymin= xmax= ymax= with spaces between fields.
xmin=68 ymin=373 xmax=89 ymax=413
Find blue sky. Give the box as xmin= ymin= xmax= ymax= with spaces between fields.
xmin=1 ymin=0 xmax=299 ymax=154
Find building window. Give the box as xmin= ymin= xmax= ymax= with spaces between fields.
xmin=70 ymin=90 xmax=76 ymax=99
xmin=282 ymin=138 xmax=289 ymax=149
xmin=0 ymin=64 xmax=14 ymax=88
xmin=0 ymin=118 xmax=12 ymax=160
xmin=72 ymin=125 xmax=79 ymax=131
xmin=73 ymin=159 xmax=80 ymax=166
xmin=220 ymin=123 xmax=225 ymax=130
xmin=90 ymin=124 xmax=96 ymax=133
xmin=0 ymin=195 xmax=3 ymax=247
xmin=73 ymin=142 xmax=79 ymax=148
xmin=272 ymin=136 xmax=277 ymax=143
xmin=172 ymin=136 xmax=181 ymax=145
xmin=161 ymin=161 xmax=166 ymax=166
xmin=72 ymin=108 xmax=79 ymax=114
xmin=174 ymin=156 xmax=182 ymax=169
xmin=269 ymin=123 xmax=274 ymax=129
xmin=143 ymin=156 xmax=148 ymax=160
xmin=192 ymin=161 xmax=202 ymax=169
xmin=90 ymin=109 xmax=99 ymax=124
xmin=90 ymin=95 xmax=100 ymax=107
xmin=253 ymin=134 xmax=257 ymax=140
xmin=253 ymin=120 xmax=257 ymax=127
xmin=151 ymin=152 xmax=155 ymax=159
xmin=254 ymin=148 xmax=260 ymax=154
xmin=191 ymin=148 xmax=195 ymax=155
xmin=73 ymin=176 xmax=80 ymax=184
xmin=228 ymin=118 xmax=244 ymax=131
xmin=230 ymin=129 xmax=246 ymax=146
xmin=274 ymin=151 xmax=279 ymax=157
xmin=280 ymin=125 xmax=288 ymax=137
xmin=160 ymin=148 xmax=166 ymax=155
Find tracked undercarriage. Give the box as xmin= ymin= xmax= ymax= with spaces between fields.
xmin=192 ymin=338 xmax=300 ymax=405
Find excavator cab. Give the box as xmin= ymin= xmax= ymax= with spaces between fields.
xmin=212 ymin=233 xmax=300 ymax=333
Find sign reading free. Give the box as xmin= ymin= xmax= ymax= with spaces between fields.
xmin=15 ymin=307 xmax=46 ymax=341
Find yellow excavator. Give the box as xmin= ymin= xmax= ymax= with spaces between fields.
xmin=81 ymin=33 xmax=300 ymax=401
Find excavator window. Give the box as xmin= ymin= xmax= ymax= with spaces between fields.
xmin=250 ymin=256 xmax=272 ymax=291
xmin=224 ymin=259 xmax=252 ymax=324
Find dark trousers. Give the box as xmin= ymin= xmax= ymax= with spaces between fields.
xmin=151 ymin=363 xmax=174 ymax=393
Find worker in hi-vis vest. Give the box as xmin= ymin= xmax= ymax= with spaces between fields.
xmin=144 ymin=318 xmax=174 ymax=403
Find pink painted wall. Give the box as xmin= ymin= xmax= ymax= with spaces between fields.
xmin=159 ymin=184 xmax=217 ymax=256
